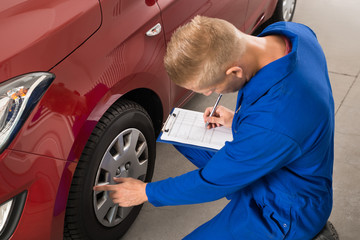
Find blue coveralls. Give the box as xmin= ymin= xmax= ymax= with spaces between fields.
xmin=146 ymin=22 xmax=335 ymax=239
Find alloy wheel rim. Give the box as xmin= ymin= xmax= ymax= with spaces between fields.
xmin=282 ymin=0 xmax=296 ymax=21
xmin=93 ymin=128 xmax=149 ymax=227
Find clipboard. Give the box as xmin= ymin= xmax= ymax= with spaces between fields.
xmin=157 ymin=108 xmax=233 ymax=151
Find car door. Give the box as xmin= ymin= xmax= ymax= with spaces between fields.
xmin=157 ymin=0 xmax=248 ymax=108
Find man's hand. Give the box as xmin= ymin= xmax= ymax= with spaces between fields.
xmin=204 ymin=105 xmax=234 ymax=129
xmin=93 ymin=177 xmax=148 ymax=207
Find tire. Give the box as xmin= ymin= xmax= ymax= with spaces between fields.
xmin=272 ymin=0 xmax=297 ymax=22
xmin=64 ymin=100 xmax=156 ymax=240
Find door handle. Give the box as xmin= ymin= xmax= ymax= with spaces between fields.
xmin=146 ymin=23 xmax=162 ymax=36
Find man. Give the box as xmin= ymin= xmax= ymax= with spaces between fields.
xmin=94 ymin=16 xmax=335 ymax=239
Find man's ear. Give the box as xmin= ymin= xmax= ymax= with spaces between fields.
xmin=226 ymin=66 xmax=243 ymax=78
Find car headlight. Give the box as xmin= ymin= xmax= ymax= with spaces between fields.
xmin=0 ymin=72 xmax=55 ymax=152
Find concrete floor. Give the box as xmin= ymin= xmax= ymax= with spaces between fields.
xmin=122 ymin=0 xmax=360 ymax=239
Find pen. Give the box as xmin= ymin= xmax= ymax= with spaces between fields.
xmin=205 ymin=94 xmax=223 ymax=128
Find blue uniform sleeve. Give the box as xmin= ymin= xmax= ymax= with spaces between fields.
xmin=146 ymin=123 xmax=302 ymax=207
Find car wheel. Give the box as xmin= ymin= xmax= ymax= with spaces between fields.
xmin=64 ymin=100 xmax=156 ymax=240
xmin=273 ymin=0 xmax=297 ymax=22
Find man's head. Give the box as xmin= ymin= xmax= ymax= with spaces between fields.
xmin=164 ymin=15 xmax=248 ymax=95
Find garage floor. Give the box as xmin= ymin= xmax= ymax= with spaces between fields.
xmin=122 ymin=0 xmax=360 ymax=239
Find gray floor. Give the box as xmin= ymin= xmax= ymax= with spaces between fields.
xmin=122 ymin=0 xmax=360 ymax=239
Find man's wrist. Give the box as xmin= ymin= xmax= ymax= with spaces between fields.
xmin=143 ymin=182 xmax=148 ymax=202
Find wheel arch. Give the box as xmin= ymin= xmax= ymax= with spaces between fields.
xmin=66 ymin=84 xmax=165 ymax=166
xmin=121 ymin=88 xmax=164 ymax=137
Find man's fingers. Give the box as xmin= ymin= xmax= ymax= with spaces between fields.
xmin=93 ymin=184 xmax=118 ymax=192
xmin=207 ymin=116 xmax=222 ymax=125
xmin=203 ymin=107 xmax=215 ymax=122
xmin=93 ymin=185 xmax=109 ymax=192
xmin=113 ymin=177 xmax=126 ymax=183
xmin=94 ymin=177 xmax=134 ymax=191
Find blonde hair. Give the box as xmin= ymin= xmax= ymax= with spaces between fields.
xmin=164 ymin=15 xmax=246 ymax=89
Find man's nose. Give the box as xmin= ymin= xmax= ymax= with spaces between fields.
xmin=203 ymin=90 xmax=213 ymax=96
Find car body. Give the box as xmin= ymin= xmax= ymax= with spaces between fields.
xmin=0 ymin=0 xmax=295 ymax=239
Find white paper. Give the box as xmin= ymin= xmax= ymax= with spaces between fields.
xmin=160 ymin=108 xmax=233 ymax=150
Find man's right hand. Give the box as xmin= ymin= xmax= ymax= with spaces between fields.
xmin=203 ymin=105 xmax=234 ymax=129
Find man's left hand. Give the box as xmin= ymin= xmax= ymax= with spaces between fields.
xmin=93 ymin=177 xmax=148 ymax=207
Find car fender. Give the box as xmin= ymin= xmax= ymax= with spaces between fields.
xmin=0 ymin=0 xmax=102 ymax=81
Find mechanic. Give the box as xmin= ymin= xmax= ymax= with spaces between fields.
xmin=94 ymin=16 xmax=335 ymax=239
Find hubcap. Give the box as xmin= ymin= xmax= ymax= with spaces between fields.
xmin=93 ymin=128 xmax=149 ymax=227
xmin=282 ymin=0 xmax=296 ymax=21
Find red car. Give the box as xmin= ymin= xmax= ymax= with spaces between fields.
xmin=0 ymin=0 xmax=296 ymax=239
